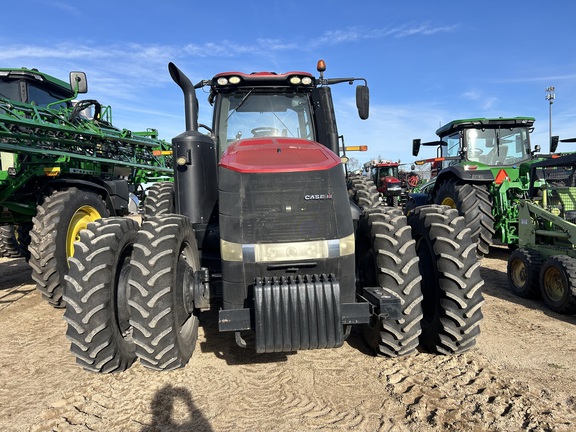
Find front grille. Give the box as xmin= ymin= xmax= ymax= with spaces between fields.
xmin=219 ymin=165 xmax=352 ymax=244
xmin=241 ymin=172 xmax=336 ymax=242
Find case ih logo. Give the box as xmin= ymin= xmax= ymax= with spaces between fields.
xmin=304 ymin=193 xmax=333 ymax=201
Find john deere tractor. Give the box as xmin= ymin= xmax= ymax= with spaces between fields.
xmin=409 ymin=117 xmax=546 ymax=257
xmin=0 ymin=67 xmax=172 ymax=306
xmin=62 ymin=61 xmax=484 ymax=373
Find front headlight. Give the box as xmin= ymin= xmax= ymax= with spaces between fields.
xmin=221 ymin=234 xmax=355 ymax=263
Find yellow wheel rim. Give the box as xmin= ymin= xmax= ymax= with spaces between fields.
xmin=441 ymin=197 xmax=456 ymax=208
xmin=510 ymin=259 xmax=526 ymax=288
xmin=66 ymin=205 xmax=102 ymax=258
xmin=543 ymin=267 xmax=565 ymax=302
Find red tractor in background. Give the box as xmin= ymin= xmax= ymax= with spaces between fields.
xmin=363 ymin=159 xmax=420 ymax=206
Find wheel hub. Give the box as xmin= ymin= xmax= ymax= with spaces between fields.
xmin=510 ymin=259 xmax=526 ymax=288
xmin=543 ymin=268 xmax=564 ymax=302
xmin=66 ymin=205 xmax=102 ymax=258
xmin=441 ymin=197 xmax=456 ymax=208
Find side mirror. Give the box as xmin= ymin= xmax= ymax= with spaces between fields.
xmin=356 ymin=85 xmax=369 ymax=120
xmin=550 ymin=135 xmax=559 ymax=153
xmin=69 ymin=71 xmax=87 ymax=94
xmin=412 ymin=139 xmax=421 ymax=157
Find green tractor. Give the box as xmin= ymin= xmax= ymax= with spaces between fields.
xmin=0 ymin=67 xmax=172 ymax=306
xmin=408 ymin=117 xmax=545 ymax=257
xmin=508 ymin=150 xmax=576 ymax=314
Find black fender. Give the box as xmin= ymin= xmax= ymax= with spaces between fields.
xmin=40 ymin=178 xmax=130 ymax=216
xmin=406 ymin=192 xmax=430 ymax=207
xmin=432 ymin=166 xmax=494 ymax=193
xmin=349 ymin=200 xmax=362 ymax=222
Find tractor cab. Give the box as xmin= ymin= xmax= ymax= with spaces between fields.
xmin=444 ymin=123 xmax=533 ymax=168
xmin=374 ymin=163 xmax=400 ymax=192
xmin=363 ymin=159 xmax=400 ymax=193
xmin=0 ymin=67 xmax=87 ymax=109
xmin=211 ymin=71 xmax=317 ymax=157
xmin=209 ymin=61 xmax=369 ymax=159
xmin=413 ymin=117 xmax=536 ymax=182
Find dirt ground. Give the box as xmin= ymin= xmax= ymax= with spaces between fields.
xmin=1 ymin=245 xmax=575 ymax=432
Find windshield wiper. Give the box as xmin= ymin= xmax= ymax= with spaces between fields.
xmin=227 ymin=89 xmax=254 ymax=121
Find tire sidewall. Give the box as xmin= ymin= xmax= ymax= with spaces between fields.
xmin=507 ymin=248 xmax=542 ymax=298
xmin=63 ymin=217 xmax=138 ymax=372
xmin=54 ymin=189 xmax=109 ymax=272
xmin=539 ymin=256 xmax=576 ymax=313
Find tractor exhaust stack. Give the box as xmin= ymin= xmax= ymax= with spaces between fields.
xmin=168 ymin=62 xmax=198 ymax=133
xmin=167 ymin=62 xmax=218 ymax=228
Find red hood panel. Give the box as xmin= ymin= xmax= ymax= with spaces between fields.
xmin=219 ymin=138 xmax=341 ymax=173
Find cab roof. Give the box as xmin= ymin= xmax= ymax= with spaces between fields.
xmin=0 ymin=67 xmax=73 ymax=96
xmin=436 ymin=117 xmax=535 ymax=137
xmin=210 ymin=70 xmax=316 ymax=92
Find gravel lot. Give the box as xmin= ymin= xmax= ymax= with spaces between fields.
xmin=1 ymin=245 xmax=575 ymax=431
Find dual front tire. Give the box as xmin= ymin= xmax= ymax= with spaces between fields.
xmin=357 ymin=205 xmax=484 ymax=356
xmin=63 ymin=215 xmax=201 ymax=373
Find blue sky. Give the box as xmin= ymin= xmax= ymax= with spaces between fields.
xmin=3 ymin=0 xmax=575 ymax=166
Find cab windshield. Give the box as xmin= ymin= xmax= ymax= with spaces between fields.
xmin=0 ymin=79 xmax=20 ymax=101
xmin=0 ymin=79 xmax=70 ymax=109
xmin=375 ymin=166 xmax=398 ymax=178
xmin=215 ymin=91 xmax=314 ymax=156
xmin=465 ymin=127 xmax=531 ymax=166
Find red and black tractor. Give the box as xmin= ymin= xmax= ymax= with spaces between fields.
xmin=62 ymin=61 xmax=484 ymax=373
xmin=362 ymin=159 xmax=420 ymax=207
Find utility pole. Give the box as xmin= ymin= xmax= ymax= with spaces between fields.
xmin=545 ymin=86 xmax=555 ymax=144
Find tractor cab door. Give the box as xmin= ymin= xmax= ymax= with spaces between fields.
xmin=311 ymin=86 xmax=339 ymax=155
xmin=441 ymin=132 xmax=460 ymax=169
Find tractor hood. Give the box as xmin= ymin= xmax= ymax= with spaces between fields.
xmin=219 ymin=138 xmax=342 ymax=173
xmin=383 ymin=176 xmax=400 ymax=185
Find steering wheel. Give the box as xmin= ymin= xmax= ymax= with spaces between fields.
xmin=251 ymin=127 xmax=280 ymax=137
xmin=470 ymin=148 xmax=484 ymax=157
